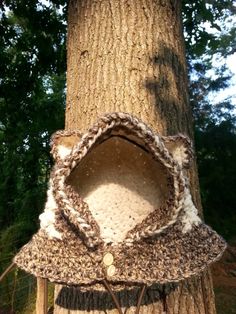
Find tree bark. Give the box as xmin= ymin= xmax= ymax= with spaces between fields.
xmin=54 ymin=0 xmax=216 ymax=313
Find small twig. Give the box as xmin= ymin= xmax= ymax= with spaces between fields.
xmin=102 ymin=279 xmax=123 ymax=314
xmin=0 ymin=262 xmax=16 ymax=283
xmin=160 ymin=286 xmax=167 ymax=313
xmin=135 ymin=285 xmax=146 ymax=314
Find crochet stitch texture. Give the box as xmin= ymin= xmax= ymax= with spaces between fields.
xmin=14 ymin=112 xmax=226 ymax=289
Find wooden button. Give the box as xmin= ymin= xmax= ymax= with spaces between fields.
xmin=103 ymin=252 xmax=114 ymax=266
xmin=107 ymin=265 xmax=116 ymax=277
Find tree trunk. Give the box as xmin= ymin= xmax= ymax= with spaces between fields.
xmin=54 ymin=0 xmax=216 ymax=313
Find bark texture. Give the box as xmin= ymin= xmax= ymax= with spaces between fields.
xmin=54 ymin=0 xmax=216 ymax=313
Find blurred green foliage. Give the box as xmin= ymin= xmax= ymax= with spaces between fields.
xmin=0 ymin=0 xmax=235 ymax=312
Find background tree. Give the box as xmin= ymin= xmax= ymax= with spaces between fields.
xmin=0 ymin=1 xmax=66 ymax=310
xmin=184 ymin=1 xmax=236 ymax=241
xmin=0 ymin=0 xmax=235 ymax=312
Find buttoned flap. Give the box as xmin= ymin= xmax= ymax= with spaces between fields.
xmin=51 ymin=112 xmax=186 ymax=248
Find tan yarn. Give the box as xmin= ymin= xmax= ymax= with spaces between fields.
xmin=52 ymin=112 xmax=185 ymax=248
xmin=13 ymin=112 xmax=227 ymax=288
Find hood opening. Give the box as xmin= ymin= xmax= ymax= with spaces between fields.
xmin=66 ymin=135 xmax=173 ymax=244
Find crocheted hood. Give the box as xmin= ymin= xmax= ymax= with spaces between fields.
xmin=14 ymin=112 xmax=226 ymax=288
